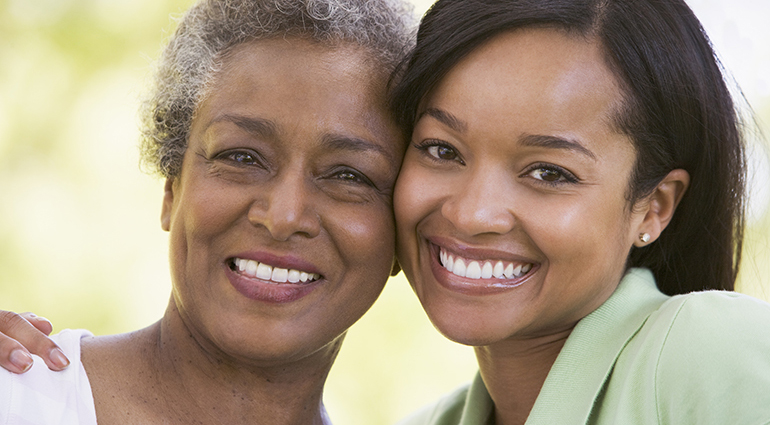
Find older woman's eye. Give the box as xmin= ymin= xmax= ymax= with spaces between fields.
xmin=330 ymin=167 xmax=376 ymax=188
xmin=216 ymin=149 xmax=265 ymax=167
xmin=232 ymin=152 xmax=255 ymax=163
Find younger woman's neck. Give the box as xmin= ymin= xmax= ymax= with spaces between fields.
xmin=474 ymin=331 xmax=571 ymax=425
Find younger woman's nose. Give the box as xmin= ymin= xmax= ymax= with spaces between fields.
xmin=440 ymin=172 xmax=516 ymax=236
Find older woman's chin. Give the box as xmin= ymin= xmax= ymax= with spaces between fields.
xmin=167 ymin=284 xmax=380 ymax=367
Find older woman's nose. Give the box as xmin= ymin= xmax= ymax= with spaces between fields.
xmin=247 ymin=173 xmax=321 ymax=241
xmin=440 ymin=171 xmax=516 ymax=236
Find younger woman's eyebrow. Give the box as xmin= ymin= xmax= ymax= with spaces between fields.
xmin=417 ymin=108 xmax=597 ymax=161
xmin=519 ymin=134 xmax=597 ymax=161
xmin=418 ymin=107 xmax=468 ymax=133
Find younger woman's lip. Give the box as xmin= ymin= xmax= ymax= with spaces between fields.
xmin=426 ymin=241 xmax=537 ymax=296
xmin=425 ymin=236 xmax=535 ymax=266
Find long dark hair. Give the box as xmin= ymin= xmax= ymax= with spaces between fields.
xmin=390 ymin=0 xmax=746 ymax=295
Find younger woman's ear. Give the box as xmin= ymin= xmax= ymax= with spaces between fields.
xmin=161 ymin=177 xmax=175 ymax=232
xmin=634 ymin=169 xmax=690 ymax=247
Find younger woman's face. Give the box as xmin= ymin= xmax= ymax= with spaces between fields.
xmin=394 ymin=29 xmax=647 ymax=346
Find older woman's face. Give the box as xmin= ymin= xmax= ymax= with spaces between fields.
xmin=161 ymin=38 xmax=403 ymax=363
xmin=394 ymin=29 xmax=646 ymax=346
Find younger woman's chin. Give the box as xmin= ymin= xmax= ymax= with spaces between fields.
xmin=426 ymin=314 xmax=513 ymax=347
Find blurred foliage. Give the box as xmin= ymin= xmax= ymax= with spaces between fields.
xmin=0 ymin=1 xmax=768 ymax=424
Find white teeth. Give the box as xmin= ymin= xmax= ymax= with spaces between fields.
xmin=438 ymin=248 xmax=532 ymax=281
xmin=452 ymin=258 xmax=466 ymax=277
xmin=246 ymin=260 xmax=258 ymax=276
xmin=493 ymin=261 xmax=504 ymax=278
xmin=256 ymin=263 xmax=272 ymax=280
xmin=466 ymin=261 xmax=481 ymax=279
xmin=234 ymin=258 xmax=318 ymax=284
xmin=481 ymin=262 xmax=493 ymax=279
xmin=287 ymin=269 xmax=300 ymax=283
xmin=271 ymin=267 xmax=288 ymax=283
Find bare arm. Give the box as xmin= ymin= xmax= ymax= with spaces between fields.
xmin=0 ymin=311 xmax=70 ymax=373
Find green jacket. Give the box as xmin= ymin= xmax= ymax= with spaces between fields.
xmin=398 ymin=268 xmax=770 ymax=425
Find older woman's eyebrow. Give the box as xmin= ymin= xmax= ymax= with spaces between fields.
xmin=519 ymin=134 xmax=597 ymax=161
xmin=213 ymin=114 xmax=278 ymax=137
xmin=418 ymin=107 xmax=468 ymax=133
xmin=322 ymin=134 xmax=393 ymax=162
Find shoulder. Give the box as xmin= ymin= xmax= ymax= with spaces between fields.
xmin=653 ymin=290 xmax=770 ymax=354
xmin=650 ymin=291 xmax=770 ymax=423
xmin=0 ymin=329 xmax=97 ymax=425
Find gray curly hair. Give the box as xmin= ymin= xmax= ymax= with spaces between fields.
xmin=140 ymin=0 xmax=416 ymax=177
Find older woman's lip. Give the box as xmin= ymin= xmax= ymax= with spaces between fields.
xmin=224 ymin=264 xmax=322 ymax=304
xmin=230 ymin=258 xmax=321 ymax=284
xmin=230 ymin=251 xmax=322 ymax=276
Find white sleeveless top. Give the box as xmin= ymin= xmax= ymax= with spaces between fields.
xmin=0 ymin=329 xmax=97 ymax=425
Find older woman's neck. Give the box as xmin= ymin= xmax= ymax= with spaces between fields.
xmin=81 ymin=301 xmax=338 ymax=425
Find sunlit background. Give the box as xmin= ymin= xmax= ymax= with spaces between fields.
xmin=1 ymin=0 xmax=768 ymax=424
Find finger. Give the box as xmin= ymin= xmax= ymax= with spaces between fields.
xmin=19 ymin=312 xmax=53 ymax=335
xmin=0 ymin=335 xmax=34 ymax=374
xmin=0 ymin=311 xmax=69 ymax=372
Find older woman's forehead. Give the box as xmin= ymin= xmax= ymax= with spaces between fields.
xmin=188 ymin=38 xmax=403 ymax=157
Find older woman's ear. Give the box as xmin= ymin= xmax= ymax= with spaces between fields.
xmin=634 ymin=169 xmax=690 ymax=247
xmin=161 ymin=177 xmax=176 ymax=232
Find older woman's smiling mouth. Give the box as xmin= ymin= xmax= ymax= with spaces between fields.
xmin=229 ymin=258 xmax=321 ymax=284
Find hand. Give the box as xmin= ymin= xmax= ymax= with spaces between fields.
xmin=0 ymin=311 xmax=70 ymax=373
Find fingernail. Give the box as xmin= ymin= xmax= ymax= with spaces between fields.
xmin=10 ymin=349 xmax=33 ymax=372
xmin=49 ymin=348 xmax=70 ymax=369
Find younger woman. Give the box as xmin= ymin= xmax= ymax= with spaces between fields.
xmin=391 ymin=0 xmax=770 ymax=423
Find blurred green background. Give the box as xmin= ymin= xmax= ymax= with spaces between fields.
xmin=0 ymin=0 xmax=768 ymax=424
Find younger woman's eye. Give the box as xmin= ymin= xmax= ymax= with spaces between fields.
xmin=525 ymin=164 xmax=579 ymax=185
xmin=427 ymin=145 xmax=457 ymax=161
xmin=414 ymin=140 xmax=465 ymax=165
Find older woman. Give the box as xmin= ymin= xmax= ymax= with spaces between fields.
xmin=0 ymin=0 xmax=413 ymax=423
xmin=390 ymin=0 xmax=770 ymax=423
